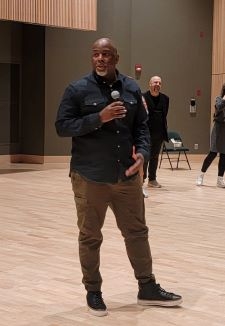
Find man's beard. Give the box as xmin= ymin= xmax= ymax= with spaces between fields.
xmin=96 ymin=68 xmax=107 ymax=77
xmin=154 ymin=86 xmax=160 ymax=92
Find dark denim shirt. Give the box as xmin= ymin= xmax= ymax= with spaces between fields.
xmin=55 ymin=71 xmax=150 ymax=183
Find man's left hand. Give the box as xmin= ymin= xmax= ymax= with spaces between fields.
xmin=125 ymin=153 xmax=144 ymax=177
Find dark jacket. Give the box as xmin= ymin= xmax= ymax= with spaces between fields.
xmin=143 ymin=91 xmax=169 ymax=142
xmin=55 ymin=71 xmax=150 ymax=183
xmin=210 ymin=96 xmax=225 ymax=154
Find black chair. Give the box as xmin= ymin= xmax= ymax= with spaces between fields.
xmin=159 ymin=131 xmax=191 ymax=170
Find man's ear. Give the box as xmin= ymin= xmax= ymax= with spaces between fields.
xmin=115 ymin=54 xmax=119 ymax=64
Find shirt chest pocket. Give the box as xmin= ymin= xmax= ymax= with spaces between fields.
xmin=123 ymin=96 xmax=137 ymax=115
xmin=81 ymin=98 xmax=106 ymax=116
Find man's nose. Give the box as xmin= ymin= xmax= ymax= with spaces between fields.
xmin=97 ymin=53 xmax=103 ymax=60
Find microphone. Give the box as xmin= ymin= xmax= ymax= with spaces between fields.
xmin=111 ymin=90 xmax=121 ymax=101
xmin=111 ymin=90 xmax=126 ymax=121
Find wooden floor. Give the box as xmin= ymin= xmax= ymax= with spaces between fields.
xmin=0 ymin=156 xmax=225 ymax=326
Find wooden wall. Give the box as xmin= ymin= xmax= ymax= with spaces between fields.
xmin=0 ymin=0 xmax=97 ymax=30
xmin=211 ymin=0 xmax=225 ymax=119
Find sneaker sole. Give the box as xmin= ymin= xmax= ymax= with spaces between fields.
xmin=87 ymin=306 xmax=108 ymax=317
xmin=137 ymin=298 xmax=183 ymax=307
xmin=217 ymin=185 xmax=225 ymax=188
xmin=148 ymin=184 xmax=162 ymax=188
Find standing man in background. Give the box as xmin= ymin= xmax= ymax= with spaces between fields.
xmin=143 ymin=76 xmax=169 ymax=188
xmin=55 ymin=38 xmax=182 ymax=317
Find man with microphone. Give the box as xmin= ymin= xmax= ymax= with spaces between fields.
xmin=55 ymin=38 xmax=182 ymax=317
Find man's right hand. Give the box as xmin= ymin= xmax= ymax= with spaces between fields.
xmin=99 ymin=101 xmax=127 ymax=123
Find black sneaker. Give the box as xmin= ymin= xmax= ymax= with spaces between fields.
xmin=86 ymin=291 xmax=108 ymax=316
xmin=137 ymin=282 xmax=182 ymax=307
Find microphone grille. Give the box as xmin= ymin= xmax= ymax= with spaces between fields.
xmin=111 ymin=90 xmax=120 ymax=100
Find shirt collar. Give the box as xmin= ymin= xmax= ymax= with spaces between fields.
xmin=92 ymin=69 xmax=122 ymax=88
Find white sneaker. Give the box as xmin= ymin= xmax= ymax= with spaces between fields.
xmin=196 ymin=174 xmax=204 ymax=186
xmin=217 ymin=177 xmax=225 ymax=188
xmin=142 ymin=187 xmax=149 ymax=198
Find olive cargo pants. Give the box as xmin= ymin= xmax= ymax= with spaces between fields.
xmin=71 ymin=171 xmax=154 ymax=291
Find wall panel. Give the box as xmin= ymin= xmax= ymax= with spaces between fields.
xmin=0 ymin=0 xmax=97 ymax=30
xmin=212 ymin=0 xmax=225 ymax=74
xmin=0 ymin=0 xmax=8 ymax=20
xmin=211 ymin=0 xmax=225 ymax=121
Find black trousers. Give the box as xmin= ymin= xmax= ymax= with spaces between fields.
xmin=143 ymin=136 xmax=164 ymax=181
xmin=201 ymin=151 xmax=225 ymax=177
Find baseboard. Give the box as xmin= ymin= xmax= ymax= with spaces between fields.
xmin=0 ymin=155 xmax=70 ymax=164
xmin=0 ymin=154 xmax=205 ymax=165
xmin=44 ymin=156 xmax=70 ymax=163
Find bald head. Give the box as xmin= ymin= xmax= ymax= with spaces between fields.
xmin=149 ymin=76 xmax=162 ymax=96
xmin=92 ymin=38 xmax=118 ymax=56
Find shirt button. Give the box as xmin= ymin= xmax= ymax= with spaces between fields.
xmin=116 ymin=130 xmax=120 ymax=134
xmin=117 ymin=145 xmax=120 ymax=148
xmin=117 ymin=159 xmax=120 ymax=162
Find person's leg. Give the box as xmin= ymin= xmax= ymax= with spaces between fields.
xmin=218 ymin=153 xmax=225 ymax=176
xmin=142 ymin=161 xmax=149 ymax=198
xmin=217 ymin=153 xmax=225 ymax=187
xmin=71 ymin=171 xmax=110 ymax=292
xmin=148 ymin=137 xmax=163 ymax=186
xmin=201 ymin=151 xmax=217 ymax=172
xmin=196 ymin=151 xmax=217 ymax=186
xmin=71 ymin=172 xmax=110 ymax=316
xmin=110 ymin=174 xmax=154 ymax=283
xmin=143 ymin=160 xmax=148 ymax=182
xmin=110 ymin=174 xmax=182 ymax=306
